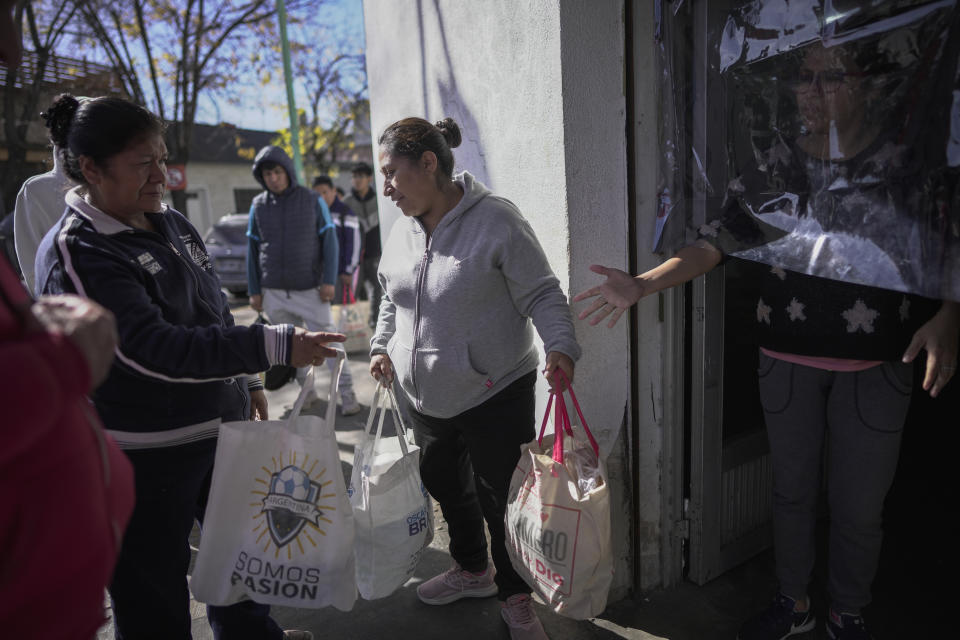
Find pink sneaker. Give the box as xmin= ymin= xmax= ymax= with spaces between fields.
xmin=416 ymin=564 xmax=498 ymax=605
xmin=501 ymin=594 xmax=549 ymax=640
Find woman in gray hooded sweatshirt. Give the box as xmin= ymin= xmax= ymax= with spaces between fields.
xmin=369 ymin=117 xmax=580 ymax=640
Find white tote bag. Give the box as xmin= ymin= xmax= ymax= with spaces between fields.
xmin=349 ymin=384 xmax=433 ymax=600
xmin=191 ymin=356 xmax=357 ymax=611
xmin=505 ymin=377 xmax=612 ymax=619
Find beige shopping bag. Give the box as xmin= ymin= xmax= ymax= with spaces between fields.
xmin=334 ymin=291 xmax=371 ymax=354
xmin=505 ymin=376 xmax=612 ymax=619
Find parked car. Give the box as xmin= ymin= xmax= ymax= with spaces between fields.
xmin=204 ymin=213 xmax=249 ymax=295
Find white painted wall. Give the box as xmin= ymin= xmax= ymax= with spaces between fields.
xmin=164 ymin=162 xmax=262 ymax=233
xmin=557 ymin=0 xmax=633 ymax=598
xmin=364 ymin=0 xmax=567 ymax=420
xmin=630 ymin=3 xmax=673 ymax=591
xmin=363 ymin=0 xmax=636 ymax=595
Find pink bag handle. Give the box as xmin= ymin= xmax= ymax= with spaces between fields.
xmin=555 ymin=370 xmax=600 ymax=458
xmin=552 ymin=389 xmax=576 ymax=463
xmin=536 ymin=371 xmax=599 ymax=463
xmin=341 ymin=287 xmax=356 ymax=305
xmin=537 ymin=392 xmax=554 ymax=446
xmin=538 ymin=383 xmax=575 ymax=464
xmin=552 ymin=391 xmax=565 ymax=462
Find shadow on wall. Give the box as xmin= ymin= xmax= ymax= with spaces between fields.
xmin=408 ymin=0 xmax=488 ymax=187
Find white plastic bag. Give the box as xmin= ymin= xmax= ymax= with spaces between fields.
xmin=191 ymin=357 xmax=357 ymax=610
xmin=505 ymin=378 xmax=612 ymax=619
xmin=349 ymin=384 xmax=433 ymax=600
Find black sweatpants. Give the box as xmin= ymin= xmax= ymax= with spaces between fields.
xmin=407 ymin=370 xmax=537 ymax=600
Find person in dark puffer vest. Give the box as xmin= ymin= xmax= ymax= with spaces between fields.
xmin=247 ymin=146 xmax=359 ymax=414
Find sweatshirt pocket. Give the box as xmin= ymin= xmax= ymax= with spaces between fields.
xmin=386 ymin=336 xmax=415 ymax=396
xmin=415 ymin=343 xmax=492 ymax=414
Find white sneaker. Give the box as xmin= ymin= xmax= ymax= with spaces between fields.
xmin=340 ymin=390 xmax=361 ymax=416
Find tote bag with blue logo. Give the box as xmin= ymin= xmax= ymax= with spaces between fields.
xmin=191 ymin=357 xmax=357 ymax=610
xmin=350 ymin=383 xmax=433 ymax=600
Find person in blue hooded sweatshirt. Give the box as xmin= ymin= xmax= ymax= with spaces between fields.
xmin=247 ymin=146 xmax=360 ymax=415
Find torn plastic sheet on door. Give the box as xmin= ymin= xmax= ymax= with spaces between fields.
xmin=669 ymin=0 xmax=960 ymax=301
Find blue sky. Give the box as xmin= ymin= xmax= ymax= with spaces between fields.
xmin=196 ymin=0 xmax=366 ymax=133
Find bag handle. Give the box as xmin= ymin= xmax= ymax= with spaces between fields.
xmin=536 ymin=393 xmax=554 ymax=446
xmin=385 ymin=384 xmax=413 ymax=446
xmin=362 ymin=382 xmax=411 ymax=457
xmin=536 ymin=385 xmax=573 ymax=463
xmin=555 ymin=369 xmax=600 ymax=457
xmin=288 ymin=350 xmax=345 ymax=428
xmin=342 ymin=285 xmax=356 ymax=305
xmin=363 ymin=383 xmax=385 ymax=435
xmin=551 ymin=389 xmax=578 ymax=463
xmin=364 ymin=384 xmax=390 ymax=447
xmin=535 ymin=371 xmax=599 ymax=464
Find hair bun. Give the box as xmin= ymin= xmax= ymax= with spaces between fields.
xmin=42 ymin=94 xmax=81 ymax=148
xmin=434 ymin=117 xmax=462 ymax=149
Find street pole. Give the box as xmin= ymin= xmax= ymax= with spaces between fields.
xmin=277 ymin=0 xmax=305 ymax=185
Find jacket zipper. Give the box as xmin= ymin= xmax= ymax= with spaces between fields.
xmin=166 ymin=237 xmax=241 ymax=390
xmin=411 ymin=235 xmax=431 ymax=413
xmin=166 ymin=240 xmax=223 ymax=324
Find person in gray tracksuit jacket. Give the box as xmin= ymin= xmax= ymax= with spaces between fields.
xmin=369 ymin=116 xmax=580 ymax=640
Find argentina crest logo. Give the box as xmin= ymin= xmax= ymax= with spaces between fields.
xmin=251 ymin=451 xmax=338 ymax=558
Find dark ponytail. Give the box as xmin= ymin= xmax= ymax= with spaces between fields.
xmin=42 ymin=94 xmax=80 ymax=151
xmin=41 ymin=94 xmax=165 ymax=184
xmin=378 ymin=116 xmax=462 ymax=180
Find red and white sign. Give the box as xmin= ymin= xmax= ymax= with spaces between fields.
xmin=166 ymin=164 xmax=187 ymax=191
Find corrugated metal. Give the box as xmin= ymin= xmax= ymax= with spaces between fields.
xmin=721 ymin=454 xmax=772 ymax=545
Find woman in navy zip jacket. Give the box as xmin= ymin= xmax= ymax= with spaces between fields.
xmin=35 ymin=94 xmax=340 ymax=640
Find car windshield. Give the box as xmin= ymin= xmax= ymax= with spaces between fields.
xmin=216 ymin=222 xmax=248 ymax=245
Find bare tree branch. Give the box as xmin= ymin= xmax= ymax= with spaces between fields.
xmin=196 ymin=0 xmax=269 ymax=72
xmin=134 ymin=0 xmax=165 ymax=120
xmin=77 ymin=3 xmax=146 ymax=104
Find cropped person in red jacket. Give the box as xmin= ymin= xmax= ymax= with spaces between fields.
xmin=1 ymin=7 xmax=133 ymax=637
xmin=0 ymin=253 xmax=135 ymax=640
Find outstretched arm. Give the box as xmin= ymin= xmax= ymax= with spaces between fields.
xmin=574 ymin=241 xmax=722 ymax=328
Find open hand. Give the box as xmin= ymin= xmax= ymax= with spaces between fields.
xmin=289 ymin=328 xmax=346 ymax=367
xmin=573 ymin=265 xmax=644 ymax=328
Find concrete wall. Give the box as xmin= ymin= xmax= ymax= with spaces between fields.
xmin=630 ymin=2 xmax=673 ymax=591
xmin=363 ymin=0 xmax=635 ymax=596
xmin=557 ymin=0 xmax=633 ymax=597
xmin=164 ymin=162 xmax=262 ymax=234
